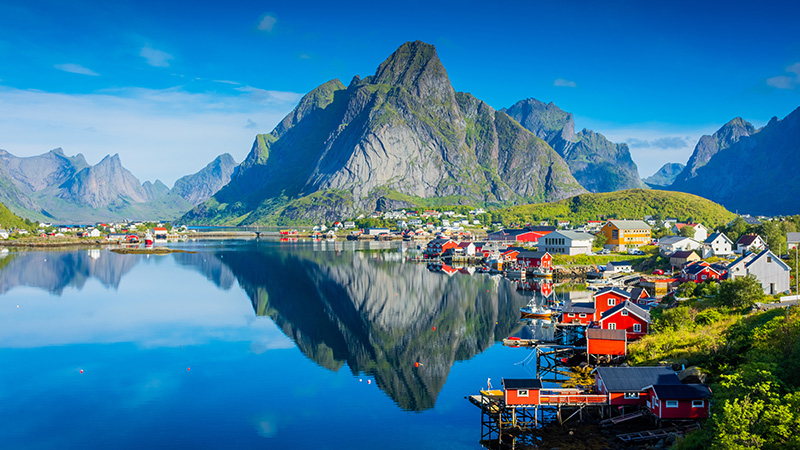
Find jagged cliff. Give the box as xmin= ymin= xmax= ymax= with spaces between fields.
xmin=182 ymin=41 xmax=586 ymax=225
xmin=503 ymin=98 xmax=646 ymax=192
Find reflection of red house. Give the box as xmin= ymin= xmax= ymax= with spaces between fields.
xmin=517 ymin=251 xmax=552 ymax=271
xmin=560 ymin=302 xmax=595 ymax=325
xmin=598 ymin=301 xmax=650 ymax=340
xmin=645 ymin=384 xmax=712 ymax=419
xmin=487 ymin=227 xmax=555 ymax=244
xmin=502 ymin=379 xmax=542 ymax=406
xmin=586 ymin=328 xmax=626 ymax=356
xmin=424 ymin=238 xmax=457 ymax=258
xmin=592 ymin=287 xmax=632 ymax=320
xmin=595 ymin=366 xmax=681 ymax=408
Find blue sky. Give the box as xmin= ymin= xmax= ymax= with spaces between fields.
xmin=1 ymin=0 xmax=798 ymax=184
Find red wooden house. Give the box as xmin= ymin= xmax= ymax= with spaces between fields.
xmin=592 ymin=287 xmax=632 ymax=320
xmin=645 ymin=384 xmax=712 ymax=419
xmin=502 ymin=378 xmax=542 ymax=406
xmin=560 ymin=302 xmax=595 ymax=325
xmin=594 ymin=366 xmax=681 ymax=408
xmin=516 ymin=251 xmax=552 ymax=272
xmin=598 ymin=301 xmax=650 ymax=340
xmin=586 ymin=328 xmax=627 ymax=356
xmin=424 ymin=238 xmax=457 ymax=258
xmin=501 ymin=248 xmax=520 ymax=261
xmin=682 ymin=260 xmax=726 ymax=283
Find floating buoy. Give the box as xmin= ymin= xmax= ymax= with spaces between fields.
xmin=80 ymin=369 xmax=83 ymax=373
xmin=432 ymin=326 xmax=436 ymax=331
xmin=16 ymin=305 xmax=19 ymax=308
xmin=187 ymin=367 xmax=191 ymax=371
xmin=359 ymin=378 xmax=363 ymax=382
xmin=414 ymin=362 xmax=419 ymax=367
xmin=367 ymin=380 xmax=371 ymax=384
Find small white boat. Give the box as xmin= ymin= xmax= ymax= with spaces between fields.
xmin=520 ymin=300 xmax=553 ymax=320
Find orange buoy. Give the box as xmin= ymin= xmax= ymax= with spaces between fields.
xmin=187 ymin=367 xmax=191 ymax=371
xmin=414 ymin=362 xmax=419 ymax=367
xmin=80 ymin=369 xmax=83 ymax=373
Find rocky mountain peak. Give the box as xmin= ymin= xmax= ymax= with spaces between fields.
xmin=370 ymin=41 xmax=452 ymax=100
xmin=673 ymin=117 xmax=756 ymax=184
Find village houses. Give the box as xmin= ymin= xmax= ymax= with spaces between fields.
xmin=600 ymin=220 xmax=651 ymax=251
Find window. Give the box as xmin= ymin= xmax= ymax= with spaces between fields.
xmin=692 ymin=400 xmax=704 ymax=408
xmin=633 ymin=323 xmax=641 ymax=333
xmin=608 ymin=299 xmax=616 ymax=306
xmin=568 ymin=313 xmax=575 ymax=317
xmin=518 ymin=389 xmax=529 ymax=397
xmin=621 ymin=310 xmax=628 ymax=316
xmin=624 ymin=393 xmax=639 ymax=399
xmin=608 ymin=323 xmax=616 ymax=330
xmin=666 ymin=400 xmax=679 ymax=408
xmin=767 ymin=256 xmax=772 ymax=263
xmin=579 ymin=313 xmax=587 ymax=318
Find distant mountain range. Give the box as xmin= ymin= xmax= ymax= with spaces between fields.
xmin=0 ymin=148 xmax=237 ymax=223
xmin=644 ymin=163 xmax=685 ymax=187
xmin=668 ymin=108 xmax=800 ymax=215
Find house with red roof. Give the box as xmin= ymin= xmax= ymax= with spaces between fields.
xmin=735 ymin=234 xmax=767 ymax=254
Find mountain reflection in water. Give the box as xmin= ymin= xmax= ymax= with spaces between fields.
xmin=0 ymin=241 xmax=535 ymax=411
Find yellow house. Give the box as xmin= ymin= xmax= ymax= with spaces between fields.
xmin=600 ymin=220 xmax=652 ymax=251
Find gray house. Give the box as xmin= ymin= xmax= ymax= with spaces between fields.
xmin=728 ymin=249 xmax=790 ymax=295
xmin=540 ymin=230 xmax=594 ymax=255
xmin=703 ymin=232 xmax=734 ymax=258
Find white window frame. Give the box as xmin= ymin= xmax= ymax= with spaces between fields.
xmin=608 ymin=299 xmax=616 ymax=306
xmin=666 ymin=400 xmax=679 ymax=408
xmin=621 ymin=310 xmax=628 ymax=316
xmin=608 ymin=323 xmax=616 ymax=330
xmin=691 ymin=400 xmax=704 ymax=408
xmin=623 ymin=392 xmax=640 ymax=399
xmin=517 ymin=389 xmax=529 ymax=397
xmin=579 ymin=313 xmax=587 ymax=318
xmin=567 ymin=313 xmax=575 ymax=317
xmin=633 ymin=323 xmax=642 ymax=333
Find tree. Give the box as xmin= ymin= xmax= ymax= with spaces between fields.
xmin=680 ymin=225 xmax=696 ymax=238
xmin=728 ymin=217 xmax=750 ymax=243
xmin=715 ymin=275 xmax=765 ymax=308
xmin=760 ymin=220 xmax=786 ymax=254
xmin=593 ymin=232 xmax=608 ymax=250
xmin=677 ymin=281 xmax=698 ymax=298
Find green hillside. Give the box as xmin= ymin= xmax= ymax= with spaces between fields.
xmin=0 ymin=202 xmax=36 ymax=231
xmin=494 ymin=189 xmax=736 ymax=228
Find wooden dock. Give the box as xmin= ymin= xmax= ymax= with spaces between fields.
xmin=616 ymin=423 xmax=700 ymax=442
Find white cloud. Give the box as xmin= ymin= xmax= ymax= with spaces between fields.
xmin=0 ymin=85 xmax=302 ymax=185
xmin=553 ymin=78 xmax=577 ymax=87
xmin=766 ymin=62 xmax=800 ymax=90
xmin=54 ymin=63 xmax=99 ymax=76
xmin=140 ymin=45 xmax=174 ymax=67
xmin=257 ymin=13 xmax=277 ymax=32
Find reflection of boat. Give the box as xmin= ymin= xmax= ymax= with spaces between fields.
xmin=279 ymin=229 xmax=299 ymax=236
xmin=520 ymin=300 xmax=553 ymax=319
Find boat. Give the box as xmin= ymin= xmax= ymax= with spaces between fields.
xmin=520 ymin=300 xmax=553 ymax=319
xmin=279 ymin=229 xmax=299 ymax=236
xmin=144 ymin=233 xmax=154 ymax=246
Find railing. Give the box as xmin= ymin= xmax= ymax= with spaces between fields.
xmin=539 ymin=393 xmax=608 ymax=405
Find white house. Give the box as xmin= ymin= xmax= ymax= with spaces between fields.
xmin=658 ymin=236 xmax=702 ymax=255
xmin=728 ymin=249 xmax=790 ymax=295
xmin=672 ymin=223 xmax=708 ymax=241
xmin=788 ymin=232 xmax=800 ymax=250
xmin=702 ymin=232 xmax=734 ymax=258
xmin=606 ymin=261 xmax=634 ymax=274
xmin=540 ymin=230 xmax=594 ymax=255
xmin=0 ymin=229 xmax=8 ymax=239
xmin=736 ymin=234 xmax=767 ymax=254
xmin=88 ymin=229 xmax=102 ymax=238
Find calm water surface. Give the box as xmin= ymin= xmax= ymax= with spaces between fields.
xmin=0 ymin=240 xmax=557 ymax=449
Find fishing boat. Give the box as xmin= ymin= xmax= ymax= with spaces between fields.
xmin=144 ymin=233 xmax=154 ymax=246
xmin=520 ymin=300 xmax=553 ymax=319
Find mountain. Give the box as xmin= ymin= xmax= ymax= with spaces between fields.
xmin=502 ymin=98 xmax=645 ymax=192
xmin=496 ymin=189 xmax=736 ymax=229
xmin=182 ymin=41 xmax=586 ymax=225
xmin=0 ymin=148 xmax=229 ymax=222
xmin=672 ymin=117 xmax=756 ymax=185
xmin=669 ymin=108 xmax=800 ymax=215
xmin=644 ymin=163 xmax=685 ymax=187
xmin=171 ymin=153 xmax=237 ymax=205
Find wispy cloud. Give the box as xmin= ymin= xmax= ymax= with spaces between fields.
xmin=140 ymin=46 xmax=174 ymax=67
xmin=257 ymin=13 xmax=277 ymax=32
xmin=766 ymin=62 xmax=800 ymax=89
xmin=235 ymin=86 xmax=303 ymax=104
xmin=553 ymin=78 xmax=577 ymax=88
xmin=245 ymin=119 xmax=258 ymax=129
xmin=0 ymin=85 xmax=302 ymax=184
xmin=626 ymin=136 xmax=691 ymax=149
xmin=54 ymin=63 xmax=99 ymax=76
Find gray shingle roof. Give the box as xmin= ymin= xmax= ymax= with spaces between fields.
xmin=596 ymin=287 xmax=632 ymax=298
xmin=788 ymin=232 xmax=800 ymax=244
xmin=502 ymin=378 xmax=543 ymax=390
xmin=651 ymin=383 xmax=712 ymax=399
xmin=595 ymin=366 xmax=680 ymax=392
xmin=704 ymin=232 xmax=732 ymax=245
xmin=562 ymin=302 xmax=596 ymax=314
xmin=601 ymin=300 xmax=651 ymax=322
xmin=586 ymin=328 xmax=626 ymax=341
xmin=607 ymin=220 xmax=652 ymax=230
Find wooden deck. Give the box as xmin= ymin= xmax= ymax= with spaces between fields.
xmin=617 ymin=423 xmax=700 ymax=442
xmin=539 ymin=392 xmax=607 ymax=406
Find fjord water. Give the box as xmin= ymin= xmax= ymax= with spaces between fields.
xmin=0 ymin=240 xmax=542 ymax=449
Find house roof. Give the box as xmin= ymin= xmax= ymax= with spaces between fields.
xmin=562 ymin=302 xmax=596 ymax=314
xmin=684 ymin=263 xmax=721 ymax=276
xmin=659 ymin=236 xmax=694 ymax=245
xmin=627 ymin=287 xmax=649 ymax=299
xmin=549 ymin=230 xmax=595 ymax=241
xmin=502 ymin=378 xmax=543 ymax=390
xmin=607 ymin=220 xmax=652 ymax=230
xmin=650 ymin=383 xmax=712 ymax=400
xmin=608 ymin=261 xmax=632 ymax=267
xmin=586 ymin=328 xmax=626 ymax=341
xmin=457 ymin=242 xmax=474 ymax=248
xmin=670 ymin=250 xmax=696 ymax=259
xmin=788 ymin=232 xmax=800 ymax=244
xmin=595 ymin=366 xmax=680 ymax=392
xmin=736 ymin=234 xmax=762 ymax=246
xmin=428 ymin=238 xmax=453 ymax=245
xmin=517 ymin=251 xmax=549 ymax=259
xmin=595 ymin=287 xmax=632 ymax=298
xmin=704 ymin=232 xmax=732 ymax=245
xmin=600 ymin=300 xmax=651 ymax=322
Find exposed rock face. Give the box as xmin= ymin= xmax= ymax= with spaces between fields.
xmin=669 ymin=108 xmax=800 ymax=215
xmin=183 ymin=41 xmax=586 ymax=225
xmin=672 ymin=117 xmax=756 ymax=184
xmin=59 ymin=154 xmax=149 ymax=208
xmin=502 ymin=98 xmax=645 ymax=192
xmin=171 ymin=153 xmax=238 ymax=205
xmin=644 ymin=162 xmax=685 ymax=187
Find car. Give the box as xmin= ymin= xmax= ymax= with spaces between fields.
xmin=599 ymin=249 xmax=610 ymax=255
xmin=652 ymin=269 xmax=664 ymax=275
xmin=628 ymin=249 xmax=645 ymax=255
